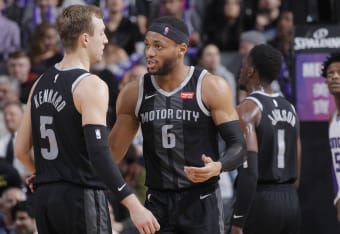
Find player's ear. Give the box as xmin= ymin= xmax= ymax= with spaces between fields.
xmin=80 ymin=33 xmax=89 ymax=47
xmin=178 ymin=43 xmax=187 ymax=57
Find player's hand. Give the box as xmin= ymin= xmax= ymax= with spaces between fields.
xmin=336 ymin=199 xmax=340 ymax=222
xmin=129 ymin=205 xmax=160 ymax=234
xmin=231 ymin=225 xmax=243 ymax=234
xmin=25 ymin=173 xmax=36 ymax=192
xmin=184 ymin=154 xmax=221 ymax=183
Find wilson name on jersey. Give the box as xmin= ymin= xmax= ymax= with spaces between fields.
xmin=136 ymin=66 xmax=219 ymax=190
xmin=246 ymin=91 xmax=298 ymax=184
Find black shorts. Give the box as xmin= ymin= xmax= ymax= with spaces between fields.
xmin=145 ymin=183 xmax=224 ymax=234
xmin=244 ymin=184 xmax=300 ymax=234
xmin=33 ymin=182 xmax=111 ymax=234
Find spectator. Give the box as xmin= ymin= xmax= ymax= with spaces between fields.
xmin=0 ymin=76 xmax=19 ymax=138
xmin=0 ymin=160 xmax=22 ymax=198
xmin=197 ymin=43 xmax=236 ymax=103
xmin=0 ymin=0 xmax=21 ymax=63
xmin=104 ymin=0 xmax=143 ymax=55
xmin=11 ymin=201 xmax=37 ymax=234
xmin=21 ymin=0 xmax=58 ymax=50
xmin=160 ymin=0 xmax=202 ymax=47
xmin=0 ymin=187 xmax=26 ymax=234
xmin=237 ymin=30 xmax=267 ymax=103
xmin=7 ymin=51 xmax=39 ymax=104
xmin=269 ymin=9 xmax=294 ymax=102
xmin=255 ymin=0 xmax=282 ymax=41
xmin=202 ymin=0 xmax=244 ymax=52
xmin=0 ymin=101 xmax=29 ymax=179
xmin=28 ymin=22 xmax=63 ymax=75
xmin=2 ymin=0 xmax=26 ymax=27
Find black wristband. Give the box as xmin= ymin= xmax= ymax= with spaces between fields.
xmin=218 ymin=121 xmax=247 ymax=171
xmin=83 ymin=124 xmax=133 ymax=201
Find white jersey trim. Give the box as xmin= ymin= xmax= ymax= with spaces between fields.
xmin=150 ymin=66 xmax=194 ymax=97
xmin=71 ymin=73 xmax=91 ymax=93
xmin=135 ymin=76 xmax=144 ymax=117
xmin=245 ymin=96 xmax=263 ymax=111
xmin=196 ymin=69 xmax=210 ymax=116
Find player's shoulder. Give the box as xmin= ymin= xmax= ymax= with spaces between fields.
xmin=119 ymin=79 xmax=140 ymax=98
xmin=76 ymin=74 xmax=107 ymax=91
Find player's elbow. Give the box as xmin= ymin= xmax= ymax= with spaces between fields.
xmin=14 ymin=144 xmax=29 ymax=163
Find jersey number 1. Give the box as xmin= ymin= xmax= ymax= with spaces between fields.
xmin=40 ymin=116 xmax=59 ymax=160
xmin=277 ymin=129 xmax=285 ymax=168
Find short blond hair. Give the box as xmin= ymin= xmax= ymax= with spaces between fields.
xmin=56 ymin=5 xmax=103 ymax=52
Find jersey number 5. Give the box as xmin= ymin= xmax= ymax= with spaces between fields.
xmin=40 ymin=116 xmax=59 ymax=160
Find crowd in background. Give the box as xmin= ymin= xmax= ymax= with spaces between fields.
xmin=0 ymin=0 xmax=332 ymax=233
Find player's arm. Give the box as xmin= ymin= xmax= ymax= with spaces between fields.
xmin=74 ymin=76 xmax=159 ymax=233
xmin=109 ymin=80 xmax=140 ymax=163
xmin=184 ymin=74 xmax=246 ymax=182
xmin=294 ymin=120 xmax=302 ymax=189
xmin=15 ymin=84 xmax=37 ymax=174
xmin=231 ymin=99 xmax=259 ymax=233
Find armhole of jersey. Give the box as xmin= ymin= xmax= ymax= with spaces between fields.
xmin=245 ymin=96 xmax=263 ymax=111
xmin=31 ymin=75 xmax=43 ymax=89
xmin=71 ymin=73 xmax=91 ymax=93
xmin=135 ymin=76 xmax=144 ymax=117
xmin=196 ymin=69 xmax=210 ymax=116
xmin=290 ymin=103 xmax=297 ymax=114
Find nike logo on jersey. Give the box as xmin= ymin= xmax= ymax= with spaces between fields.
xmin=199 ymin=193 xmax=212 ymax=200
xmin=233 ymin=214 xmax=244 ymax=219
xmin=117 ymin=183 xmax=126 ymax=192
xmin=145 ymin=94 xmax=157 ymax=100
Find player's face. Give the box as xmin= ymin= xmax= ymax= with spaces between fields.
xmin=326 ymin=62 xmax=340 ymax=95
xmin=239 ymin=56 xmax=253 ymax=89
xmin=144 ymin=31 xmax=179 ymax=76
xmin=88 ymin=16 xmax=108 ymax=64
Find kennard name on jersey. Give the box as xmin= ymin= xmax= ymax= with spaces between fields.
xmin=33 ymin=89 xmax=66 ymax=112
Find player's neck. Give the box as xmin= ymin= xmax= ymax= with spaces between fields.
xmin=155 ymin=65 xmax=190 ymax=92
xmin=58 ymin=53 xmax=90 ymax=71
xmin=335 ymin=95 xmax=340 ymax=112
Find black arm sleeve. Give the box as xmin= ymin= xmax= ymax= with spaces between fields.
xmin=218 ymin=121 xmax=247 ymax=171
xmin=83 ymin=124 xmax=133 ymax=201
xmin=231 ymin=151 xmax=258 ymax=228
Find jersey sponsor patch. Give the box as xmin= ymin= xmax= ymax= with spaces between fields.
xmin=180 ymin=92 xmax=194 ymax=99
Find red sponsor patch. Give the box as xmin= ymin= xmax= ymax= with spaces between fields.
xmin=180 ymin=92 xmax=195 ymax=99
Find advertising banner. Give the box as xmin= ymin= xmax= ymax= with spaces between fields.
xmin=294 ymin=25 xmax=339 ymax=121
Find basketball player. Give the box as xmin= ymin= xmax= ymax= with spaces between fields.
xmin=230 ymin=44 xmax=301 ymax=234
xmin=14 ymin=5 xmax=159 ymax=234
xmin=109 ymin=16 xmax=246 ymax=234
xmin=321 ymin=53 xmax=340 ymax=223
